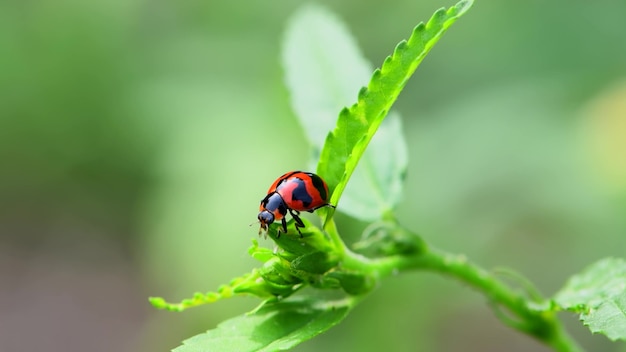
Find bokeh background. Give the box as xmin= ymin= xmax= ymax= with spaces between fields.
xmin=1 ymin=0 xmax=625 ymax=351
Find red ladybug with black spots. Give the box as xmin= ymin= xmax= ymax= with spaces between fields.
xmin=258 ymin=171 xmax=334 ymax=237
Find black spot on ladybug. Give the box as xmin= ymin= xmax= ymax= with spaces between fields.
xmin=289 ymin=178 xmax=313 ymax=207
xmin=309 ymin=173 xmax=328 ymax=201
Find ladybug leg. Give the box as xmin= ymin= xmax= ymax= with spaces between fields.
xmin=277 ymin=217 xmax=288 ymax=239
xmin=289 ymin=209 xmax=305 ymax=238
xmin=310 ymin=203 xmax=336 ymax=212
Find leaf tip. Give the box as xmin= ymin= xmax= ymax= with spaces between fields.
xmin=431 ymin=8 xmax=448 ymax=22
xmin=358 ymin=86 xmax=369 ymax=100
xmin=370 ymin=68 xmax=382 ymax=83
xmin=149 ymin=296 xmax=167 ymax=309
xmin=454 ymin=0 xmax=474 ymax=15
xmin=339 ymin=106 xmax=351 ymax=118
xmin=393 ymin=40 xmax=408 ymax=56
xmin=411 ymin=22 xmax=426 ymax=37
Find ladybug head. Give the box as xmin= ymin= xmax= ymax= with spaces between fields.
xmin=257 ymin=210 xmax=275 ymax=235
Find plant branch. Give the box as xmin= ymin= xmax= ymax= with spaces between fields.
xmin=369 ymin=246 xmax=585 ymax=352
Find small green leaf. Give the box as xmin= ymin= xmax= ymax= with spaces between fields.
xmin=266 ymin=218 xmax=335 ymax=256
xmin=249 ymin=239 xmax=275 ymax=263
xmin=581 ymin=295 xmax=626 ymax=341
xmin=173 ymin=296 xmax=354 ymax=352
xmin=324 ymin=271 xmax=376 ymax=296
xmin=290 ymin=251 xmax=339 ymax=275
xmin=553 ymin=257 xmax=626 ymax=341
xmin=149 ymin=267 xmax=282 ymax=311
xmin=353 ymin=221 xmax=426 ymax=257
xmin=315 ymin=0 xmax=472 ymax=208
xmin=259 ymin=257 xmax=300 ymax=287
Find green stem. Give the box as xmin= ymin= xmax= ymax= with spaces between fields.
xmin=323 ymin=216 xmax=381 ymax=275
xmin=370 ymin=247 xmax=584 ymax=352
xmin=321 ymin=215 xmax=581 ymax=350
xmin=323 ymin=215 xmax=347 ymax=256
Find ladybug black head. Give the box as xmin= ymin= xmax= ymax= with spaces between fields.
xmin=257 ymin=210 xmax=274 ymax=235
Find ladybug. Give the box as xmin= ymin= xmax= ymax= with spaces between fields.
xmin=258 ymin=171 xmax=334 ymax=238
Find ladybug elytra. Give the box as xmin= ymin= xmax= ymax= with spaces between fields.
xmin=258 ymin=171 xmax=334 ymax=238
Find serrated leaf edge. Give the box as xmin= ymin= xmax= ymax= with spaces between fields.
xmin=317 ymin=0 xmax=473 ymax=207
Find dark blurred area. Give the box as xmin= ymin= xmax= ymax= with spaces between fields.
xmin=1 ymin=0 xmax=625 ymax=351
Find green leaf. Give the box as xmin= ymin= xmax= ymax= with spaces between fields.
xmin=282 ymin=4 xmax=408 ymax=220
xmin=266 ymin=217 xmax=335 ymax=256
xmin=290 ymin=251 xmax=339 ymax=275
xmin=314 ymin=0 xmax=473 ymax=209
xmin=149 ymin=269 xmax=276 ymax=312
xmin=324 ymin=271 xmax=375 ymax=296
xmin=173 ymin=296 xmax=354 ymax=352
xmin=553 ymin=257 xmax=626 ymax=341
xmin=282 ymin=4 xmax=371 ymax=150
xmin=580 ymin=295 xmax=626 ymax=341
xmin=353 ymin=221 xmax=427 ymax=257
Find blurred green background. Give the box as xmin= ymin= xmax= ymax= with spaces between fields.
xmin=1 ymin=0 xmax=625 ymax=351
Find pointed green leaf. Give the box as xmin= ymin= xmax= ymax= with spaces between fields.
xmin=173 ymin=296 xmax=354 ymax=352
xmin=149 ymin=269 xmax=275 ymax=312
xmin=314 ymin=0 xmax=473 ymax=208
xmin=553 ymin=257 xmax=626 ymax=341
